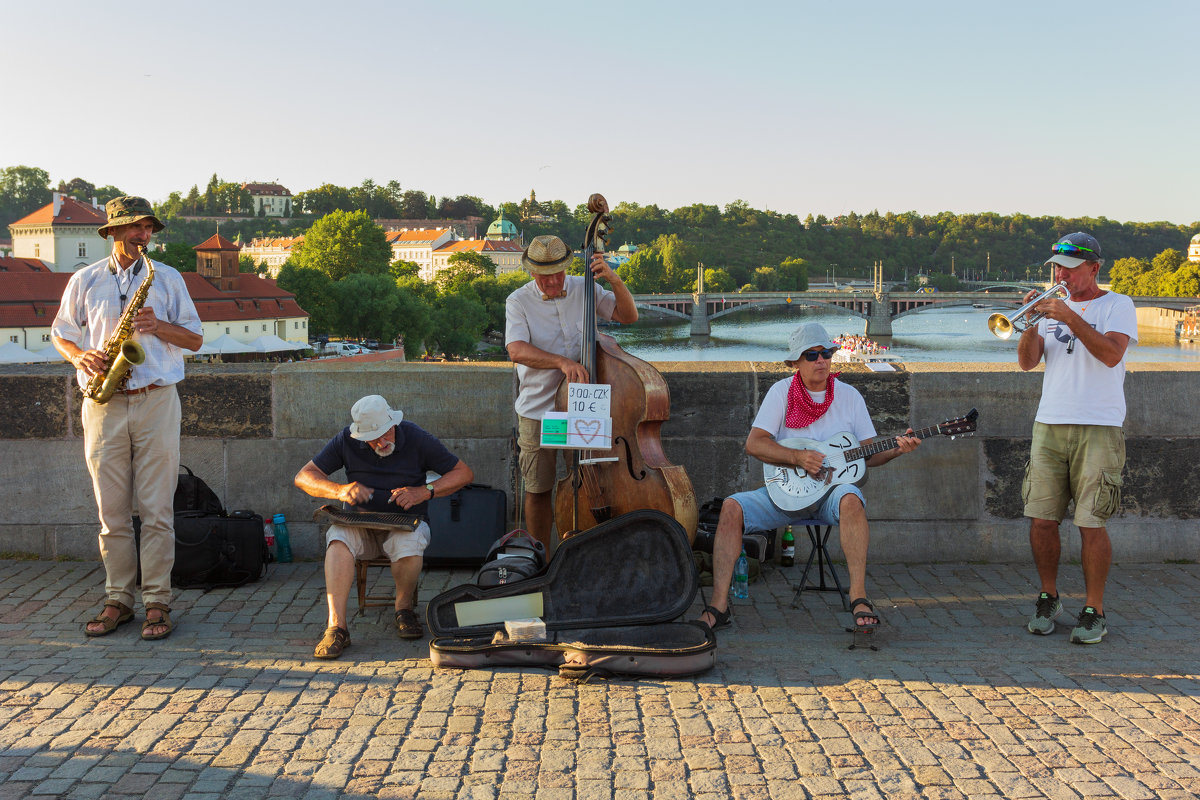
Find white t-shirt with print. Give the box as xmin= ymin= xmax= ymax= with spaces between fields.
xmin=753 ymin=376 xmax=877 ymax=444
xmin=1035 ymin=291 xmax=1138 ymax=427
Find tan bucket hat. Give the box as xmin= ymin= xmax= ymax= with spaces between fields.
xmin=521 ymin=235 xmax=574 ymax=275
xmin=97 ymin=195 xmax=165 ymax=239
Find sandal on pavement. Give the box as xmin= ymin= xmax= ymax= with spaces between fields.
xmin=85 ymin=601 xmax=134 ymax=637
xmin=698 ymin=605 xmax=732 ymax=631
xmin=395 ymin=608 xmax=424 ymax=640
xmin=850 ymin=598 xmax=881 ymax=630
xmin=141 ymin=603 xmax=174 ymax=641
xmin=314 ymin=625 xmax=351 ymax=658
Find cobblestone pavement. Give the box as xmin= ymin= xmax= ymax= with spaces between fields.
xmin=1 ymin=557 xmax=1198 ymax=799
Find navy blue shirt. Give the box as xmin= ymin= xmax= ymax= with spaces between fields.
xmin=311 ymin=421 xmax=460 ymax=515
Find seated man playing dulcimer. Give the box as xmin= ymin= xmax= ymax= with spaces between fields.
xmin=295 ymin=395 xmax=473 ymax=658
xmin=697 ymin=323 xmax=920 ymax=633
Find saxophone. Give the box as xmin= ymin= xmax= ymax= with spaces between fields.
xmin=84 ymin=247 xmax=156 ymax=404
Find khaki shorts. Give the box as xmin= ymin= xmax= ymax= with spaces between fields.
xmin=1023 ymin=422 xmax=1125 ymax=528
xmin=325 ymin=522 xmax=431 ymax=561
xmin=517 ymin=415 xmax=559 ymax=494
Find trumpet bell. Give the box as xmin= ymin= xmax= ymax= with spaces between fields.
xmin=987 ymin=313 xmax=1016 ymax=340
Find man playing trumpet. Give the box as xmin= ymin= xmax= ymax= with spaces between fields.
xmin=52 ymin=196 xmax=203 ymax=641
xmin=1016 ymin=232 xmax=1137 ymax=645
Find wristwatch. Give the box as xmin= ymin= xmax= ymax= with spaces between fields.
xmin=425 ymin=483 xmax=435 ymax=499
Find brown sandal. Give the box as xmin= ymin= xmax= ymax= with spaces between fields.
xmin=85 ymin=601 xmax=134 ymax=637
xmin=314 ymin=626 xmax=351 ymax=659
xmin=141 ymin=603 xmax=174 ymax=640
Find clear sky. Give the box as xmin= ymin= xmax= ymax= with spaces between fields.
xmin=3 ymin=0 xmax=1197 ymax=225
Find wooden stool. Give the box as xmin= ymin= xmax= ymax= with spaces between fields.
xmin=789 ymin=521 xmax=849 ymax=611
xmin=354 ymin=558 xmax=418 ymax=614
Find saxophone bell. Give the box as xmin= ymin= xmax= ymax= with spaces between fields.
xmin=91 ymin=340 xmax=147 ymax=404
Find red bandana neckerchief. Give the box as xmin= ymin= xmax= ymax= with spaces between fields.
xmin=785 ymin=372 xmax=841 ymax=429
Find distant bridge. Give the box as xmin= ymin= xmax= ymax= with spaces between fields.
xmin=631 ymin=291 xmax=1194 ymax=336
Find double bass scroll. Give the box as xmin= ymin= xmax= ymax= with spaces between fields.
xmin=552 ymin=193 xmax=698 ymax=542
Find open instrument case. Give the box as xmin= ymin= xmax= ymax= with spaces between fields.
xmin=427 ymin=509 xmax=716 ymax=679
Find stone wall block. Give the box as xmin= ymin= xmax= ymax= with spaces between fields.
xmin=657 ymin=363 xmax=758 ymax=439
xmin=180 ymin=373 xmax=272 ymax=438
xmin=910 ymin=369 xmax=1042 ymax=439
xmin=984 ymin=439 xmax=1028 ymax=519
xmin=863 ymin=442 xmax=980 ymax=521
xmin=0 ymin=376 xmax=73 ymax=439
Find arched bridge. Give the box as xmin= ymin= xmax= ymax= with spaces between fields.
xmin=632 ymin=291 xmax=1194 ymax=336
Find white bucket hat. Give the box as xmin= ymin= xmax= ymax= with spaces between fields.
xmin=349 ymin=395 xmax=404 ymax=441
xmin=784 ymin=322 xmax=837 ymax=363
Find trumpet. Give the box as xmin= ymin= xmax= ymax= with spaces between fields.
xmin=987 ymin=281 xmax=1069 ymax=340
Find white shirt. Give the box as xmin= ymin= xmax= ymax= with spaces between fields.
xmin=1035 ymin=291 xmax=1138 ymax=427
xmin=753 ymin=376 xmax=877 ymax=444
xmin=504 ymin=275 xmax=618 ymax=418
xmin=52 ymin=255 xmax=203 ymax=391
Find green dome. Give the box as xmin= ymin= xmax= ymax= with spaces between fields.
xmin=487 ymin=211 xmax=519 ymax=240
xmin=617 ymin=242 xmax=638 ymax=254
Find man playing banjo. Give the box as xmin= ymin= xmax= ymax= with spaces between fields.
xmin=697 ymin=322 xmax=920 ymax=633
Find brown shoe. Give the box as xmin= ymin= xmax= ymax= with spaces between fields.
xmin=141 ymin=603 xmax=174 ymax=641
xmin=85 ymin=601 xmax=134 ymax=637
xmin=394 ymin=608 xmax=424 ymax=639
xmin=314 ymin=626 xmax=350 ymax=659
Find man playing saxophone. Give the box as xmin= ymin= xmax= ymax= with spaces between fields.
xmin=52 ymin=196 xmax=203 ymax=641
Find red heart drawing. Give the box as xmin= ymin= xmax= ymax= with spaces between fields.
xmin=574 ymin=419 xmax=602 ymax=444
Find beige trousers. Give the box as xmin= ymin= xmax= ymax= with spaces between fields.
xmin=82 ymin=385 xmax=181 ymax=608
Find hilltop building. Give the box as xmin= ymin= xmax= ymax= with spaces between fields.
xmin=485 ymin=210 xmax=522 ymax=244
xmin=241 ymin=182 xmax=293 ymax=217
xmin=7 ymin=194 xmax=108 ymax=272
xmin=1189 ymin=233 xmax=1200 ymax=263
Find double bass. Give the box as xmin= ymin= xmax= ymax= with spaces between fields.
xmin=553 ymin=193 xmax=698 ymax=542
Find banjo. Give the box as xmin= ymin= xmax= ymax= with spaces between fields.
xmin=763 ymin=409 xmax=978 ymax=512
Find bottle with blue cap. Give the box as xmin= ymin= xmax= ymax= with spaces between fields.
xmin=272 ymin=513 xmax=293 ymax=563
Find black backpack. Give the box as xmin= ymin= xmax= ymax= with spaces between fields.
xmin=473 ymin=531 xmax=547 ymax=587
xmin=174 ymin=465 xmax=224 ymax=514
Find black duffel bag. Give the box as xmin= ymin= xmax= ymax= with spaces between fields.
xmin=170 ymin=510 xmax=269 ymax=590
xmin=473 ymin=530 xmax=547 ymax=587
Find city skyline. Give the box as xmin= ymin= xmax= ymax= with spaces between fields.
xmin=3 ymin=1 xmax=1197 ymax=225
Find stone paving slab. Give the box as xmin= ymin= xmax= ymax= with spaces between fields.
xmin=0 ymin=558 xmax=1198 ymax=799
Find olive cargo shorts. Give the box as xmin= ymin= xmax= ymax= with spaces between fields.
xmin=1023 ymin=422 xmax=1125 ymax=528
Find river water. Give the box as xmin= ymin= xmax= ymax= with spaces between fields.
xmin=608 ymin=306 xmax=1199 ymax=364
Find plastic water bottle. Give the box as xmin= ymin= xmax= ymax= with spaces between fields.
xmin=732 ymin=550 xmax=750 ymax=600
xmin=263 ymin=520 xmax=276 ymax=563
xmin=781 ymin=526 xmax=795 ymax=567
xmin=272 ymin=513 xmax=293 ymax=563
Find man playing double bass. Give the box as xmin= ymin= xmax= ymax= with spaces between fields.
xmin=505 ymin=235 xmax=638 ymax=549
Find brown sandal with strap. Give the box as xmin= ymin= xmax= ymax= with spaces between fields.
xmin=141 ymin=603 xmax=174 ymax=641
xmin=85 ymin=601 xmax=134 ymax=637
xmin=314 ymin=626 xmax=351 ymax=659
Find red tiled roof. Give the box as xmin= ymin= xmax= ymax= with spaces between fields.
xmin=436 ymin=239 xmax=523 ymax=253
xmin=0 ymin=272 xmax=308 ymax=328
xmin=386 ymin=229 xmax=450 ymax=244
xmin=194 ymin=233 xmax=241 ymax=251
xmin=0 ymin=257 xmax=51 ymax=272
xmin=10 ymin=196 xmax=107 ymax=227
xmin=241 ymin=182 xmax=292 ymax=196
xmin=0 ymin=273 xmax=71 ymax=326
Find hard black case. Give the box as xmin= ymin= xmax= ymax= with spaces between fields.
xmin=423 ymin=483 xmax=508 ymax=567
xmin=427 ymin=509 xmax=716 ymax=678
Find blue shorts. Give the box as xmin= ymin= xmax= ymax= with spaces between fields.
xmin=729 ymin=484 xmax=865 ymax=533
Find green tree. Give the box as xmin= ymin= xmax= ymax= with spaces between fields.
xmin=399 ymin=190 xmax=433 ymax=219
xmin=153 ymin=241 xmax=197 ymax=271
xmin=94 ymin=185 xmax=124 ymax=205
xmin=431 ymin=292 xmax=488 ymax=357
xmin=469 ymin=271 xmax=530 ymax=335
xmin=276 ymin=262 xmax=338 ymax=335
xmin=293 ymin=209 xmax=390 ymax=281
xmin=57 ymin=177 xmax=95 ymax=200
xmin=389 ymin=259 xmax=421 ymax=280
xmin=697 ymin=267 xmax=735 ymax=292
xmin=618 ymin=248 xmax=667 ymax=293
xmin=437 ymin=250 xmax=496 ymax=292
xmin=1108 ymin=256 xmax=1148 ymax=295
xmin=777 ymin=257 xmax=810 ymax=291
xmin=293 ymin=183 xmax=355 ymax=216
xmin=331 ymin=273 xmax=407 ymax=341
xmin=0 ymin=165 xmax=51 ymax=227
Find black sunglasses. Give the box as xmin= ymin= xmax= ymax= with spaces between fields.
xmin=801 ymin=347 xmax=838 ymax=362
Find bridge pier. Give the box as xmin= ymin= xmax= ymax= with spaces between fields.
xmin=865 ymin=293 xmax=893 ymax=336
xmin=690 ymin=293 xmax=710 ymax=336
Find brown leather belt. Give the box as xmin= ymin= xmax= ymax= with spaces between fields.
xmin=122 ymin=383 xmax=165 ymax=396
